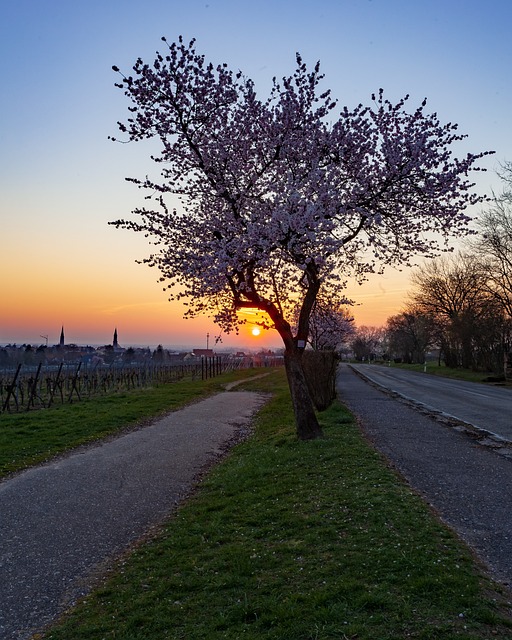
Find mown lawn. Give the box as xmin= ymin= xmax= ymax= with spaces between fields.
xmin=40 ymin=369 xmax=512 ymax=639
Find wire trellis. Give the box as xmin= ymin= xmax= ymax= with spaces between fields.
xmin=0 ymin=356 xmax=272 ymax=414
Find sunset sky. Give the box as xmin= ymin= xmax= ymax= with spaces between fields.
xmin=1 ymin=0 xmax=511 ymax=349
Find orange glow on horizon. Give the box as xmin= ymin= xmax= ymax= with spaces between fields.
xmin=2 ymin=240 xmax=412 ymax=348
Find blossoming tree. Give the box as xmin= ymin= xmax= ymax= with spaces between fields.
xmin=111 ymin=37 xmax=491 ymax=440
xmin=306 ymin=298 xmax=355 ymax=352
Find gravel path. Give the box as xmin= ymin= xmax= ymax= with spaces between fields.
xmin=0 ymin=391 xmax=267 ymax=640
xmin=337 ymin=364 xmax=512 ymax=589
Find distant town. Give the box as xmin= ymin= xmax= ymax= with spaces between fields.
xmin=0 ymin=327 xmax=281 ymax=369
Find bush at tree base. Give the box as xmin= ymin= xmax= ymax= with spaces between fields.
xmin=302 ymin=350 xmax=338 ymax=411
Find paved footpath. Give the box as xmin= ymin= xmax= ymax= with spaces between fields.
xmin=337 ymin=364 xmax=512 ymax=590
xmin=0 ymin=391 xmax=267 ymax=640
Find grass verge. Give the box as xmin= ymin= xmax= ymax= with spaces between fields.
xmin=42 ymin=369 xmax=512 ymax=639
xmin=0 ymin=368 xmax=269 ymax=479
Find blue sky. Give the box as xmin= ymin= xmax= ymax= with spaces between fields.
xmin=1 ymin=0 xmax=511 ymax=347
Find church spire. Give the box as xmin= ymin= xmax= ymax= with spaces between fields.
xmin=59 ymin=326 xmax=65 ymax=347
xmin=113 ymin=327 xmax=118 ymax=349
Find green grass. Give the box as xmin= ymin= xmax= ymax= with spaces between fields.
xmin=0 ymin=368 xmax=270 ymax=478
xmin=42 ymin=369 xmax=512 ymax=640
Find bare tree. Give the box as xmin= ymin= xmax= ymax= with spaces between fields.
xmin=472 ymin=162 xmax=512 ymax=317
xmin=385 ymin=308 xmax=437 ymax=364
xmin=410 ymin=252 xmax=505 ymax=370
xmin=350 ymin=326 xmax=385 ymax=361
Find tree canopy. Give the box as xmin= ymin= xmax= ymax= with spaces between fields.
xmin=111 ymin=37 xmax=492 ymax=438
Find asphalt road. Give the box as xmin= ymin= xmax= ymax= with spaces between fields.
xmin=350 ymin=363 xmax=512 ymax=442
xmin=0 ymin=391 xmax=267 ymax=640
xmin=337 ymin=364 xmax=512 ymax=589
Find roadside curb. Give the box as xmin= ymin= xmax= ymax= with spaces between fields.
xmin=347 ymin=364 xmax=512 ymax=458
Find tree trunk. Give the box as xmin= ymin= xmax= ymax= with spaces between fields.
xmin=284 ymin=348 xmax=324 ymax=440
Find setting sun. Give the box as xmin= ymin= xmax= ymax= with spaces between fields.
xmin=251 ymin=327 xmax=261 ymax=336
